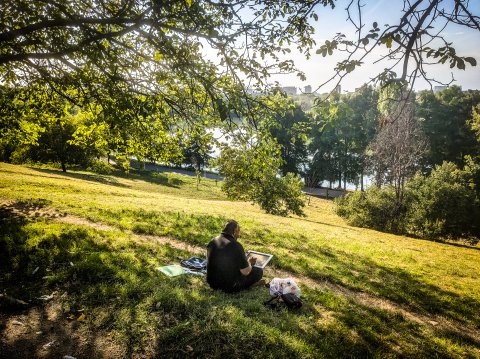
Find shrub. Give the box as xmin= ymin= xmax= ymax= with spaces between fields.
xmin=336 ymin=161 xmax=480 ymax=241
xmin=87 ymin=159 xmax=115 ymax=175
xmin=405 ymin=162 xmax=480 ymax=239
xmin=215 ymin=137 xmax=305 ymax=216
xmin=336 ymin=185 xmax=406 ymax=233
xmin=254 ymin=173 xmax=306 ymax=216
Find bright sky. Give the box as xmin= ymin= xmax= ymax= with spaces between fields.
xmin=272 ymin=0 xmax=480 ymax=92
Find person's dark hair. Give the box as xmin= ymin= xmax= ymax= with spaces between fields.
xmin=222 ymin=220 xmax=239 ymax=235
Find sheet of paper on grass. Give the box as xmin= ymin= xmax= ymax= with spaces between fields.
xmin=156 ymin=265 xmax=187 ymax=277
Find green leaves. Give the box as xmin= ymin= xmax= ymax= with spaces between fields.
xmin=423 ymin=46 xmax=476 ymax=70
xmin=154 ymin=51 xmax=163 ymax=62
xmin=465 ymin=57 xmax=477 ymax=67
xmin=316 ymin=40 xmax=338 ymax=57
xmin=335 ymin=60 xmax=363 ymax=74
xmin=215 ymin=134 xmax=305 ymax=216
xmin=381 ymin=35 xmax=393 ymax=49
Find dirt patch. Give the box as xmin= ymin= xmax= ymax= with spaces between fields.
xmin=0 ymin=199 xmax=116 ymax=233
xmin=137 ymin=233 xmax=204 ymax=255
xmin=0 ymin=300 xmax=124 ymax=359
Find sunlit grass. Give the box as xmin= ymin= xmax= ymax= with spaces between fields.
xmin=1 ymin=162 xmax=479 ymax=358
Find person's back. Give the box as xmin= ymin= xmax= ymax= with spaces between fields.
xmin=206 ymin=220 xmax=263 ymax=293
xmin=207 ymin=233 xmax=246 ymax=291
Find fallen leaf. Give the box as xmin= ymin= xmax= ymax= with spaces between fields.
xmin=38 ymin=293 xmax=54 ymax=301
xmin=43 ymin=340 xmax=55 ymax=349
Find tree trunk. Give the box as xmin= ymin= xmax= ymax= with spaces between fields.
xmin=360 ymin=172 xmax=364 ymax=191
xmin=61 ymin=161 xmax=67 ymax=173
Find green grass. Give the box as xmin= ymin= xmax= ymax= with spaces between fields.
xmin=1 ymin=162 xmax=479 ymax=358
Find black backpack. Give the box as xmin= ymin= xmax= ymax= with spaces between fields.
xmin=264 ymin=293 xmax=303 ymax=311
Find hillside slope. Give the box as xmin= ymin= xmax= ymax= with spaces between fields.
xmin=1 ymin=163 xmax=479 ymax=358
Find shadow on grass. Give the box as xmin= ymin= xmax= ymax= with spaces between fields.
xmin=434 ymin=239 xmax=480 ymax=251
xmin=27 ymin=166 xmax=188 ymax=190
xmin=295 ymin=215 xmax=361 ymax=232
xmin=127 ymin=169 xmax=185 ymax=188
xmin=80 ymin=207 xmax=480 ymax=331
xmin=273 ymin=240 xmax=480 ymax=329
xmin=0 ymin=212 xmax=125 ymax=357
xmin=85 ymin=207 xmax=228 ymax=247
xmin=1 ymin=207 xmax=478 ymax=358
xmin=28 ymin=167 xmax=131 ymax=188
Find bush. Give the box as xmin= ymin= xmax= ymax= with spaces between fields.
xmin=215 ymin=137 xmax=306 ymax=216
xmin=255 ymin=173 xmax=306 ymax=216
xmin=87 ymin=159 xmax=115 ymax=175
xmin=336 ymin=162 xmax=480 ymax=241
xmin=405 ymin=162 xmax=480 ymax=239
xmin=336 ymin=186 xmax=406 ymax=233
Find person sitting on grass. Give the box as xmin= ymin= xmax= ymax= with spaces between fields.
xmin=207 ymin=220 xmax=263 ymax=293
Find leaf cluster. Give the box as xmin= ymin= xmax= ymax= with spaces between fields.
xmin=214 ymin=135 xmax=305 ymax=216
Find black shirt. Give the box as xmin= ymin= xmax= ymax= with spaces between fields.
xmin=206 ymin=232 xmax=249 ymax=291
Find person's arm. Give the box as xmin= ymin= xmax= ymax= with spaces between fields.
xmin=240 ymin=256 xmax=257 ymax=276
xmin=236 ymin=242 xmax=255 ymax=276
xmin=206 ymin=241 xmax=213 ymax=260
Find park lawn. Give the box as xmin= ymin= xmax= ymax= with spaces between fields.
xmin=0 ymin=162 xmax=479 ymax=358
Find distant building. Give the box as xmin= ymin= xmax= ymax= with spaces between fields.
xmin=282 ymin=86 xmax=297 ymax=95
xmin=434 ymin=85 xmax=448 ymax=93
xmin=334 ymin=84 xmax=341 ymax=94
xmin=304 ymin=85 xmax=312 ymax=94
xmin=246 ymin=88 xmax=262 ymax=96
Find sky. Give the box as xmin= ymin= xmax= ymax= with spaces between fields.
xmin=200 ymin=0 xmax=480 ymax=93
xmin=271 ymin=0 xmax=480 ymax=93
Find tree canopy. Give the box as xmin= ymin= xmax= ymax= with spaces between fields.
xmin=0 ymin=0 xmax=333 ymax=122
xmin=1 ymin=1 xmax=478 ymax=102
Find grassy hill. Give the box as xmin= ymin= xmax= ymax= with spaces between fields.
xmin=1 ymin=162 xmax=479 ymax=358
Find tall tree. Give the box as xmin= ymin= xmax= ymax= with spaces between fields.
xmin=307 ymin=88 xmax=377 ymax=190
xmin=263 ymin=93 xmax=310 ymax=176
xmin=1 ymin=1 xmax=478 ymax=114
xmin=369 ymin=99 xmax=427 ymax=201
xmin=215 ymin=134 xmax=305 ymax=216
xmin=344 ymin=85 xmax=379 ymax=190
xmin=0 ymin=85 xmax=94 ymax=172
xmin=0 ymin=0 xmax=334 ymax=129
xmin=416 ymin=86 xmax=480 ymax=171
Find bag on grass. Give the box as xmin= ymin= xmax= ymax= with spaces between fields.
xmin=180 ymin=257 xmax=207 ymax=271
xmin=268 ymin=277 xmax=301 ymax=297
xmin=263 ymin=293 xmax=303 ymax=311
xmin=264 ymin=277 xmax=302 ymax=311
